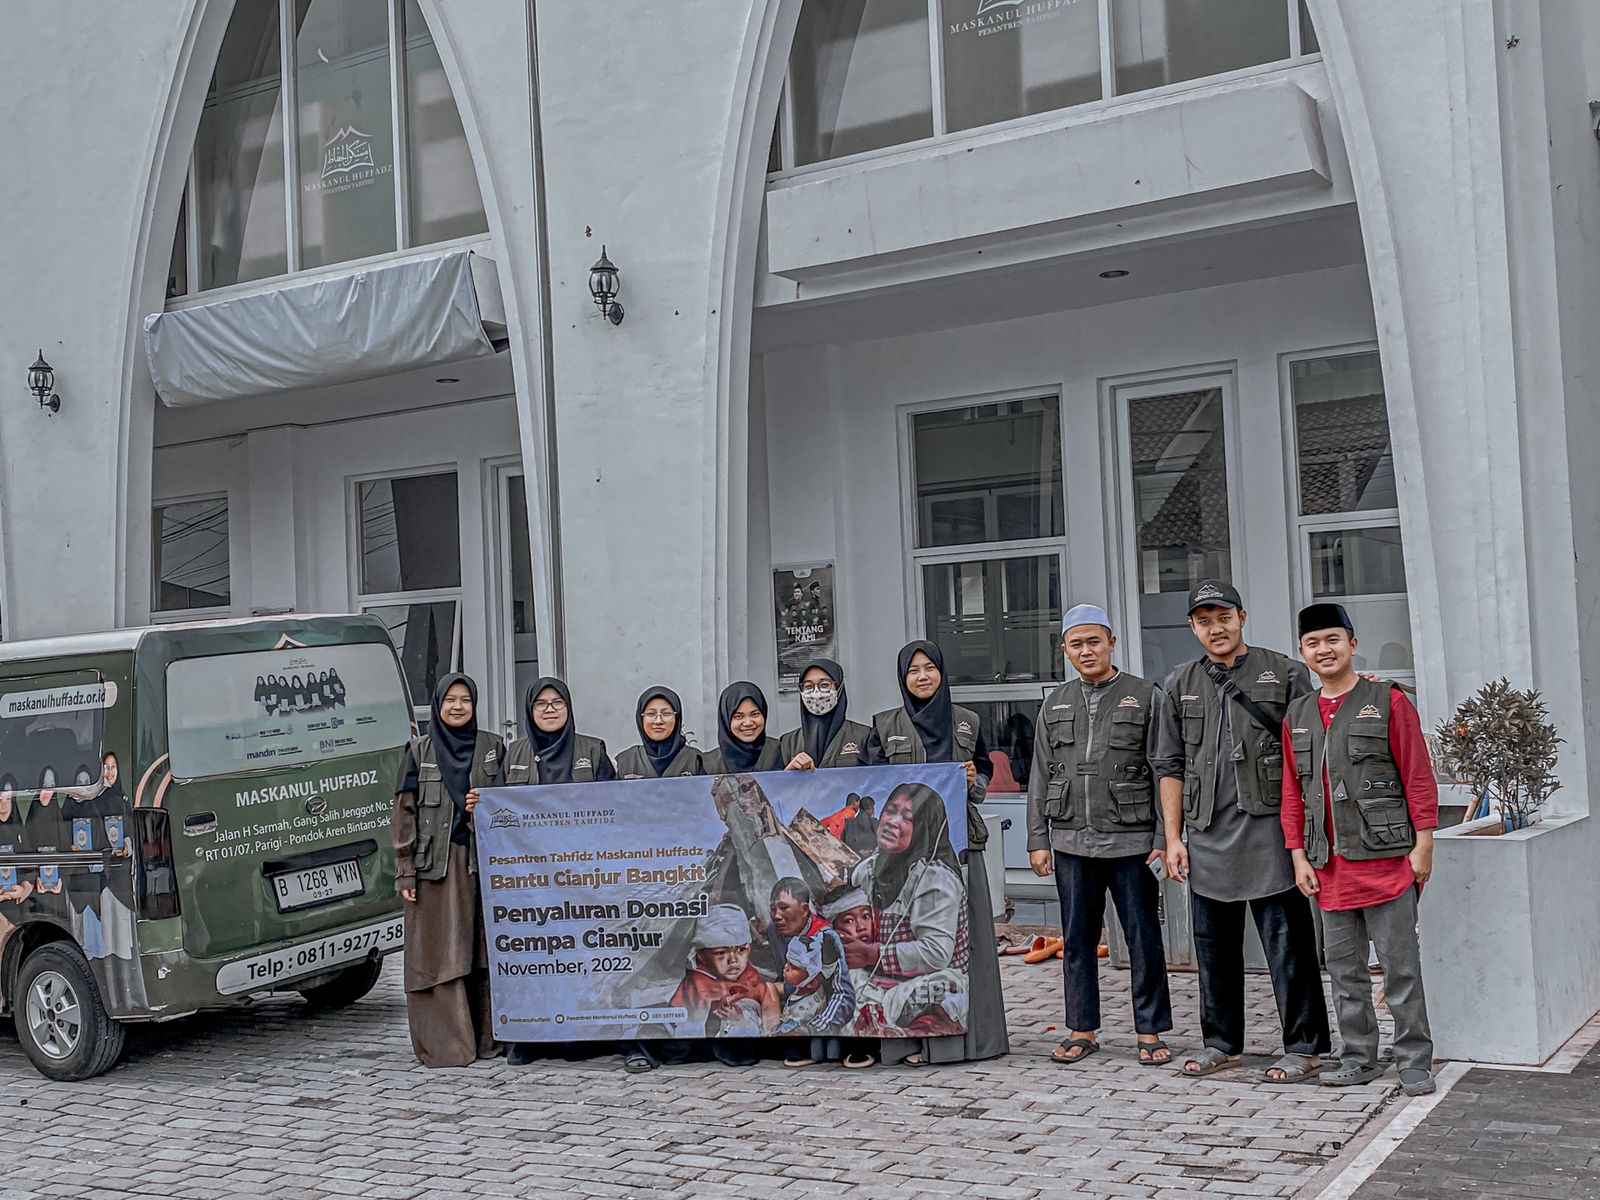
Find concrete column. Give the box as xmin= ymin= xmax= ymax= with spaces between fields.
xmin=244 ymin=428 xmax=301 ymax=615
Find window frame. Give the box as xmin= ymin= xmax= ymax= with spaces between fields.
xmin=1105 ymin=363 xmax=1244 ymax=681
xmin=177 ymin=0 xmax=486 ymax=297
xmin=151 ymin=492 xmax=234 ymax=623
xmin=347 ymin=465 xmax=466 ymax=720
xmin=769 ymin=0 xmax=1322 ymax=178
xmin=1279 ymin=342 xmax=1415 ymax=685
xmin=898 ymin=387 xmax=1071 ymax=703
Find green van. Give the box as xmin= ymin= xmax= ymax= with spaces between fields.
xmin=0 ymin=614 xmax=412 ymax=1080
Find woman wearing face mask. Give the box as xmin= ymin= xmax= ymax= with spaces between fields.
xmin=864 ymin=640 xmax=1009 ymax=1065
xmin=780 ymin=659 xmax=870 ymax=772
xmin=391 ymin=674 xmax=505 ymax=1067
xmin=615 ymin=687 xmax=704 ymax=780
xmin=702 ymin=682 xmax=783 ymax=775
xmin=776 ymin=658 xmax=875 ymax=1069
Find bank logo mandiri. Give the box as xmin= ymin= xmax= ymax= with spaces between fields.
xmin=321 ymin=126 xmax=376 ymax=179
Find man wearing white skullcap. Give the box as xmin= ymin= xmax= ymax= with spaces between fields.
xmin=1026 ymin=603 xmax=1173 ymax=1067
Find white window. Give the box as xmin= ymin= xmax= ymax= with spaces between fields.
xmin=775 ymin=0 xmax=1321 ymax=172
xmin=904 ymin=393 xmax=1067 ymax=791
xmin=1111 ymin=370 xmax=1240 ymax=681
xmin=1287 ymin=349 xmax=1414 ymax=683
xmin=353 ymin=470 xmax=463 ymax=718
xmin=179 ymin=0 xmax=487 ymax=293
xmin=152 ymin=497 xmax=232 ymax=618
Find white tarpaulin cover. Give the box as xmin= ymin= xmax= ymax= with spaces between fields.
xmin=144 ymin=249 xmax=498 ymax=408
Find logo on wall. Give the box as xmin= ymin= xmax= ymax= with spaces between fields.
xmin=951 ymin=0 xmax=1084 ymax=37
xmin=321 ymin=127 xmax=376 ymax=180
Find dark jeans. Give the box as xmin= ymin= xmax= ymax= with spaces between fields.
xmin=1191 ymin=886 xmax=1331 ymax=1057
xmin=1053 ymin=851 xmax=1173 ymax=1035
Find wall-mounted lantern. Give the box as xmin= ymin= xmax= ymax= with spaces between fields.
xmin=588 ymin=246 xmax=624 ymax=326
xmin=27 ymin=350 xmax=60 ymax=412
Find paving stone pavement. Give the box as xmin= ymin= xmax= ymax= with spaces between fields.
xmin=0 ymin=953 xmax=1402 ymax=1199
xmin=1350 ymin=1043 xmax=1600 ymax=1200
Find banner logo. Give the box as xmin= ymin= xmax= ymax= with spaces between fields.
xmin=321 ymin=126 xmax=375 ymax=179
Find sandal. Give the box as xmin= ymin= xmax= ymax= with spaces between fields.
xmin=783 ymin=1052 xmax=817 ymax=1068
xmin=1322 ymin=1062 xmax=1384 ymax=1087
xmin=1050 ymin=1037 xmax=1100 ymax=1065
xmin=843 ymin=1052 xmax=876 ymax=1069
xmin=1399 ymin=1068 xmax=1437 ymax=1096
xmin=1002 ymin=937 xmax=1042 ymax=957
xmin=1180 ymin=1047 xmax=1241 ymax=1077
xmin=622 ymin=1050 xmax=658 ymax=1074
xmin=1263 ymin=1053 xmax=1323 ymax=1083
xmin=1137 ymin=1039 xmax=1173 ymax=1066
xmin=1023 ymin=937 xmax=1064 ymax=964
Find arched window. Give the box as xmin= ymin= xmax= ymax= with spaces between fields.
xmin=774 ymin=0 xmax=1320 ymax=172
xmin=169 ymin=0 xmax=487 ymax=297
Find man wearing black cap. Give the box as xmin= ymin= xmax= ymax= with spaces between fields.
xmin=1151 ymin=579 xmax=1331 ymax=1082
xmin=1282 ymin=603 xmax=1438 ymax=1095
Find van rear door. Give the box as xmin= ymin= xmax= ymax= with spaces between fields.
xmin=158 ymin=637 xmax=411 ymax=963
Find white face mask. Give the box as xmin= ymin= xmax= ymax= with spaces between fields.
xmin=801 ymin=685 xmax=839 ymax=716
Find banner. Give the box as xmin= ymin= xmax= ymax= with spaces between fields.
xmin=477 ymin=764 xmax=970 ymax=1043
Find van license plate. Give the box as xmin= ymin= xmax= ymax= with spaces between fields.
xmin=272 ymin=860 xmax=364 ymax=912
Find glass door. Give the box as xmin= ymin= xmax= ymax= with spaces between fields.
xmin=1113 ymin=375 xmax=1239 ymax=680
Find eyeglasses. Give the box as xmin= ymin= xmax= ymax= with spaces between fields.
xmin=642 ymin=709 xmax=675 ymax=722
xmin=532 ymin=699 xmax=567 ymax=712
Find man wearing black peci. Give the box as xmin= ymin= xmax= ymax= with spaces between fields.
xmin=1151 ymin=580 xmax=1331 ymax=1083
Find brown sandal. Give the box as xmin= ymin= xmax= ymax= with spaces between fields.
xmin=1050 ymin=1037 xmax=1099 ymax=1065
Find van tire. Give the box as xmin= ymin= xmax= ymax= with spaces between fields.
xmin=298 ymin=956 xmax=384 ymax=1010
xmin=14 ymin=943 xmax=125 ymax=1082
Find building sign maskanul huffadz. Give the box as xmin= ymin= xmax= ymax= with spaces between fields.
xmin=476 ymin=764 xmax=970 ymax=1043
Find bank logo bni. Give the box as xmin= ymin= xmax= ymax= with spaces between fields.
xmin=321 ymin=126 xmax=376 ymax=180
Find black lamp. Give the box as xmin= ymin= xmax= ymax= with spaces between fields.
xmin=28 ymin=350 xmax=60 ymax=412
xmin=588 ymin=246 xmax=624 ymax=326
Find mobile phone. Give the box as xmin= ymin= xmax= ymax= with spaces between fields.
xmin=1148 ymin=855 xmax=1167 ymax=881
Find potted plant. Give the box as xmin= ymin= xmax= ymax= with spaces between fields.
xmin=1432 ymin=678 xmax=1561 ymax=832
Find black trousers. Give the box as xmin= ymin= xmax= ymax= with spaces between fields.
xmin=1053 ymin=851 xmax=1173 ymax=1035
xmin=1191 ymin=886 xmax=1331 ymax=1057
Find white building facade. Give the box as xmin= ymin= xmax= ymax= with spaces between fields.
xmin=1 ymin=0 xmax=1596 ymax=1065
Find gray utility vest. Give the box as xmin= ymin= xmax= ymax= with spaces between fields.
xmin=1172 ymin=647 xmax=1298 ymax=830
xmin=409 ymin=731 xmax=503 ymax=883
xmin=615 ymin=743 xmax=702 ymax=780
xmin=1287 ymin=679 xmax=1416 ymax=867
xmin=500 ymin=733 xmax=609 ymax=784
xmin=871 ymin=705 xmax=988 ymax=848
xmin=777 ymin=719 xmax=872 ymax=769
xmin=1038 ymin=672 xmax=1157 ymax=834
xmin=701 ymin=740 xmax=785 ymax=775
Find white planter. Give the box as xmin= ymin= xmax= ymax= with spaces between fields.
xmin=1421 ymin=812 xmax=1600 ymax=1064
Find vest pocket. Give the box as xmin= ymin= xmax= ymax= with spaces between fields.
xmin=1043 ymin=778 xmax=1070 ymax=821
xmin=1355 ymin=794 xmax=1412 ymax=851
xmin=1109 ymin=780 xmax=1155 ymax=826
xmin=1347 ymin=729 xmax=1391 ymax=761
xmin=1181 ymin=702 xmax=1205 ymax=747
xmin=1108 ymin=708 xmax=1145 ymax=750
xmin=1290 ymin=730 xmax=1314 ymax=785
xmin=1046 ymin=715 xmax=1075 ymax=748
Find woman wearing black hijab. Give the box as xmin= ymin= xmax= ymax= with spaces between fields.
xmin=701 ymin=682 xmax=783 ymax=774
xmin=779 ymin=659 xmax=871 ymax=771
xmin=864 ymin=640 xmax=1009 ymax=1065
xmin=615 ymin=687 xmax=704 ymax=780
xmin=391 ymin=674 xmax=505 ymax=1067
xmin=496 ymin=678 xmax=617 ymax=787
xmin=776 ymin=658 xmax=875 ymax=1069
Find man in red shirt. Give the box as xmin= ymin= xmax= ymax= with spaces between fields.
xmin=1281 ymin=603 xmax=1438 ymax=1096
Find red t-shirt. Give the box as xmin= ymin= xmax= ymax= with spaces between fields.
xmin=1280 ymin=686 xmax=1439 ymax=912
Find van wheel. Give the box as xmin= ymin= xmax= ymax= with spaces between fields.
xmin=298 ymin=957 xmax=384 ymax=1010
xmin=15 ymin=943 xmax=125 ymax=1081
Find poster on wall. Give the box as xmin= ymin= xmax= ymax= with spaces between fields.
xmin=773 ymin=564 xmax=836 ymax=693
xmin=476 ymin=764 xmax=969 ymax=1044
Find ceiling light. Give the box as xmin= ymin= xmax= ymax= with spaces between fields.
xmin=1098 ymin=269 xmax=1130 ymax=279
xmin=435 ymin=377 xmax=461 ymax=384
